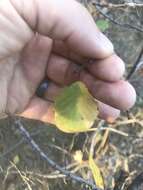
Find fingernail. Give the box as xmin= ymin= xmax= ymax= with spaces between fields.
xmin=36 ymin=80 xmax=49 ymax=98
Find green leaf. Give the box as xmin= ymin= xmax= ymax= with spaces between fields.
xmin=89 ymin=155 xmax=104 ymax=189
xmin=96 ymin=19 xmax=109 ymax=32
xmin=54 ymin=82 xmax=98 ymax=133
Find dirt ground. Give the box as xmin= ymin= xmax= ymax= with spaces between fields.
xmin=0 ymin=0 xmax=143 ymax=190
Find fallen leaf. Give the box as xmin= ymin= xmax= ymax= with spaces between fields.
xmin=89 ymin=155 xmax=104 ymax=189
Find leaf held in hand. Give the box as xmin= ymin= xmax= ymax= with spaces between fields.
xmin=89 ymin=155 xmax=104 ymax=189
xmin=54 ymin=82 xmax=98 ymax=133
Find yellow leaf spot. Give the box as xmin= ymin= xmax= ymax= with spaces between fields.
xmin=73 ymin=150 xmax=83 ymax=164
xmin=13 ymin=155 xmax=20 ymax=165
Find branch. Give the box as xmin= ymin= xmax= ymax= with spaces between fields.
xmin=0 ymin=128 xmax=45 ymax=159
xmin=127 ymin=46 xmax=143 ymax=80
xmin=93 ymin=2 xmax=143 ymax=8
xmin=93 ymin=5 xmax=143 ymax=33
xmin=15 ymin=119 xmax=100 ymax=190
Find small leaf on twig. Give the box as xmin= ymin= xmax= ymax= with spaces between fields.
xmin=96 ymin=19 xmax=109 ymax=32
xmin=13 ymin=155 xmax=20 ymax=164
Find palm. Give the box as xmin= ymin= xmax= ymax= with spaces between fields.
xmin=0 ymin=35 xmax=52 ymax=115
xmin=0 ymin=34 xmax=83 ymax=116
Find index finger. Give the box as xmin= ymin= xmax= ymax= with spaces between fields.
xmin=11 ymin=0 xmax=114 ymax=58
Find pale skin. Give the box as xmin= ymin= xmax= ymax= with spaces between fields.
xmin=0 ymin=0 xmax=136 ymax=123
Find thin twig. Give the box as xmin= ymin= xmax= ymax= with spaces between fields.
xmin=1 ymin=170 xmax=66 ymax=179
xmin=96 ymin=130 xmax=109 ymax=155
xmin=15 ymin=119 xmax=100 ymax=190
xmin=93 ymin=2 xmax=143 ymax=8
xmin=11 ymin=162 xmax=33 ymax=190
xmin=127 ymin=46 xmax=143 ymax=80
xmin=114 ymin=118 xmax=143 ymax=128
xmin=94 ymin=5 xmax=143 ymax=33
xmin=0 ymin=163 xmax=79 ymax=180
xmin=129 ymin=153 xmax=143 ymax=160
xmin=0 ymin=128 xmax=45 ymax=159
xmin=88 ymin=127 xmax=129 ymax=137
xmin=89 ymin=121 xmax=105 ymax=157
xmin=0 ymin=164 xmax=88 ymax=180
xmin=50 ymin=162 xmax=78 ymax=175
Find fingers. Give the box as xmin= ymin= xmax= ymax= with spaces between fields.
xmin=20 ymin=95 xmax=120 ymax=124
xmin=47 ymin=54 xmax=125 ymax=85
xmin=98 ymin=102 xmax=120 ymax=122
xmin=53 ymin=40 xmax=88 ymax=64
xmin=11 ymin=0 xmax=113 ymax=58
xmin=21 ymin=82 xmax=120 ymax=123
xmin=20 ymin=97 xmax=55 ymax=124
xmin=87 ymin=54 xmax=125 ymax=82
xmin=47 ymin=54 xmax=81 ymax=85
xmin=44 ymin=82 xmax=62 ymax=101
xmin=20 ymin=72 xmax=135 ymax=123
xmin=53 ymin=41 xmax=125 ymax=82
xmin=46 ymin=54 xmax=136 ymax=111
xmin=80 ymin=71 xmax=136 ymax=111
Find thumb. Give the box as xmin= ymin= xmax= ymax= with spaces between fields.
xmin=11 ymin=0 xmax=113 ymax=58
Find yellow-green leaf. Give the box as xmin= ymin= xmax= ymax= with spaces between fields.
xmin=89 ymin=155 xmax=104 ymax=189
xmin=13 ymin=155 xmax=20 ymax=165
xmin=54 ymin=82 xmax=98 ymax=133
xmin=73 ymin=150 xmax=83 ymax=164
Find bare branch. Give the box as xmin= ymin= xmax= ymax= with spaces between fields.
xmin=93 ymin=2 xmax=143 ymax=8
xmin=93 ymin=5 xmax=143 ymax=33
xmin=127 ymin=46 xmax=143 ymax=80
xmin=0 ymin=128 xmax=45 ymax=159
xmin=15 ymin=119 xmax=100 ymax=190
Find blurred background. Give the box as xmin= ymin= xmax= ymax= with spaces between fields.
xmin=0 ymin=0 xmax=143 ymax=189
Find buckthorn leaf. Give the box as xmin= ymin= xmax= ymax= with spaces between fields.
xmin=54 ymin=82 xmax=98 ymax=133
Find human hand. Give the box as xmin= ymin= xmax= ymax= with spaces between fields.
xmin=0 ymin=0 xmax=136 ymax=123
